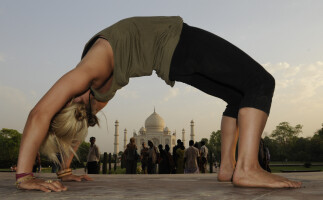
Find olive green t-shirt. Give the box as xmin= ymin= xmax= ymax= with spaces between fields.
xmin=82 ymin=16 xmax=183 ymax=102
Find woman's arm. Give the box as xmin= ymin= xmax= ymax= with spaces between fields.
xmin=16 ymin=38 xmax=113 ymax=191
xmin=17 ymin=67 xmax=93 ymax=173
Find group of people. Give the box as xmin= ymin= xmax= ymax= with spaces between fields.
xmin=140 ymin=140 xmax=175 ymax=174
xmin=123 ymin=137 xmax=209 ymax=175
xmin=123 ymin=138 xmax=163 ymax=174
xmin=172 ymin=139 xmax=209 ymax=174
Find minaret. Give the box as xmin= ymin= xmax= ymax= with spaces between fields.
xmin=123 ymin=129 xmax=127 ymax=151
xmin=114 ymin=120 xmax=119 ymax=155
xmin=182 ymin=129 xmax=185 ymax=147
xmin=190 ymin=120 xmax=195 ymax=141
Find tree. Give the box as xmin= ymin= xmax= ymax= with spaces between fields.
xmin=270 ymin=122 xmax=303 ymax=161
xmin=208 ymin=130 xmax=221 ymax=162
xmin=288 ymin=137 xmax=311 ymax=162
xmin=314 ymin=123 xmax=323 ymax=137
xmin=77 ymin=141 xmax=90 ymax=163
xmin=0 ymin=128 xmax=22 ymax=168
xmin=310 ymin=123 xmax=323 ymax=161
xmin=71 ymin=141 xmax=90 ymax=168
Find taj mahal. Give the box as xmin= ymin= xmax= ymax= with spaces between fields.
xmin=113 ymin=109 xmax=196 ymax=154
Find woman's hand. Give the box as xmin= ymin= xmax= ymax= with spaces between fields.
xmin=60 ymin=174 xmax=93 ymax=182
xmin=18 ymin=177 xmax=67 ymax=192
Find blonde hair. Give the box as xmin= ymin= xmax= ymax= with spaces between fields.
xmin=40 ymin=102 xmax=98 ymax=167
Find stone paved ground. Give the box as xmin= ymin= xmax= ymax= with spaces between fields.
xmin=1 ymin=171 xmax=322 ymax=200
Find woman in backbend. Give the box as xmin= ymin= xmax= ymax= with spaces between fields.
xmin=15 ymin=16 xmax=301 ymax=192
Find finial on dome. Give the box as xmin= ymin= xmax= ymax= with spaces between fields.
xmin=154 ymin=106 xmax=156 ymax=113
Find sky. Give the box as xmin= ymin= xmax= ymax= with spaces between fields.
xmin=0 ymin=0 xmax=322 ymax=153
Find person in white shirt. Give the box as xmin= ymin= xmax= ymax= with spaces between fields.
xmin=184 ymin=140 xmax=200 ymax=174
xmin=200 ymin=141 xmax=209 ymax=173
xmin=87 ymin=137 xmax=100 ymax=174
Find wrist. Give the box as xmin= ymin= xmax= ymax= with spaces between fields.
xmin=15 ymin=173 xmax=35 ymax=189
xmin=56 ymin=168 xmax=72 ymax=179
xmin=16 ymin=173 xmax=34 ymax=181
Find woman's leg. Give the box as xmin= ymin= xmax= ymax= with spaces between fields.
xmin=218 ymin=116 xmax=239 ymax=182
xmin=167 ymin=72 xmax=242 ymax=181
xmin=233 ymin=108 xmax=301 ymax=188
xmin=170 ymin=23 xmax=301 ymax=188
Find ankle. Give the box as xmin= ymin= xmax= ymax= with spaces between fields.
xmin=220 ymin=159 xmax=236 ymax=168
xmin=235 ymin=161 xmax=260 ymax=172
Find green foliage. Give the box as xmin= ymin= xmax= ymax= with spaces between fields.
xmin=206 ymin=122 xmax=323 ymax=163
xmin=0 ymin=128 xmax=22 ymax=168
xmin=264 ymin=122 xmax=323 ymax=162
xmin=77 ymin=141 xmax=90 ymax=163
xmin=71 ymin=141 xmax=90 ymax=168
xmin=270 ymin=122 xmax=303 ymax=160
xmin=205 ymin=130 xmax=221 ymax=162
xmin=309 ymin=124 xmax=323 ymax=161
xmin=271 ymin=122 xmax=302 ymax=144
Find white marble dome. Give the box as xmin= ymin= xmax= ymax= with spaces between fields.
xmin=145 ymin=109 xmax=165 ymax=132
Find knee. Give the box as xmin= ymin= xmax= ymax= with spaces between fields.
xmin=268 ymin=73 xmax=275 ymax=88
xmin=259 ymin=72 xmax=275 ymax=96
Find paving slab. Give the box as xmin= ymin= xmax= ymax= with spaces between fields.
xmin=1 ymin=171 xmax=322 ymax=200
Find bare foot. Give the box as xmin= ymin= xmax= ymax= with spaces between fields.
xmin=218 ymin=163 xmax=234 ymax=182
xmin=233 ymin=166 xmax=302 ymax=188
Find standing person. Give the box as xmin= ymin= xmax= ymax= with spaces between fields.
xmin=158 ymin=144 xmax=170 ymax=174
xmin=265 ymin=146 xmax=271 ymax=173
xmin=176 ymin=142 xmax=185 ymax=174
xmin=184 ymin=140 xmax=200 ymax=174
xmin=15 ymin=16 xmax=301 ymax=192
xmin=124 ymin=137 xmax=138 ymax=174
xmin=194 ymin=142 xmax=201 ymax=172
xmin=258 ymin=138 xmax=271 ymax=173
xmin=140 ymin=142 xmax=149 ymax=174
xmin=165 ymin=144 xmax=175 ymax=174
xmin=172 ymin=139 xmax=181 ymax=173
xmin=87 ymin=137 xmax=100 ymax=174
xmin=200 ymin=141 xmax=209 ymax=173
xmin=147 ymin=140 xmax=158 ymax=174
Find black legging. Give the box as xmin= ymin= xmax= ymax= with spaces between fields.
xmin=169 ymin=23 xmax=275 ymax=118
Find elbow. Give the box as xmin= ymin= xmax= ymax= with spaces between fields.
xmin=28 ymin=107 xmax=42 ymax=120
xmin=28 ymin=106 xmax=51 ymax=124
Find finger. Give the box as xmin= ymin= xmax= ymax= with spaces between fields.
xmin=52 ymin=181 xmax=67 ymax=191
xmin=294 ymin=181 xmax=302 ymax=188
xmin=42 ymin=182 xmax=62 ymax=192
xmin=82 ymin=175 xmax=93 ymax=181
xmin=80 ymin=175 xmax=93 ymax=181
xmin=72 ymin=175 xmax=82 ymax=182
xmin=34 ymin=184 xmax=52 ymax=193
